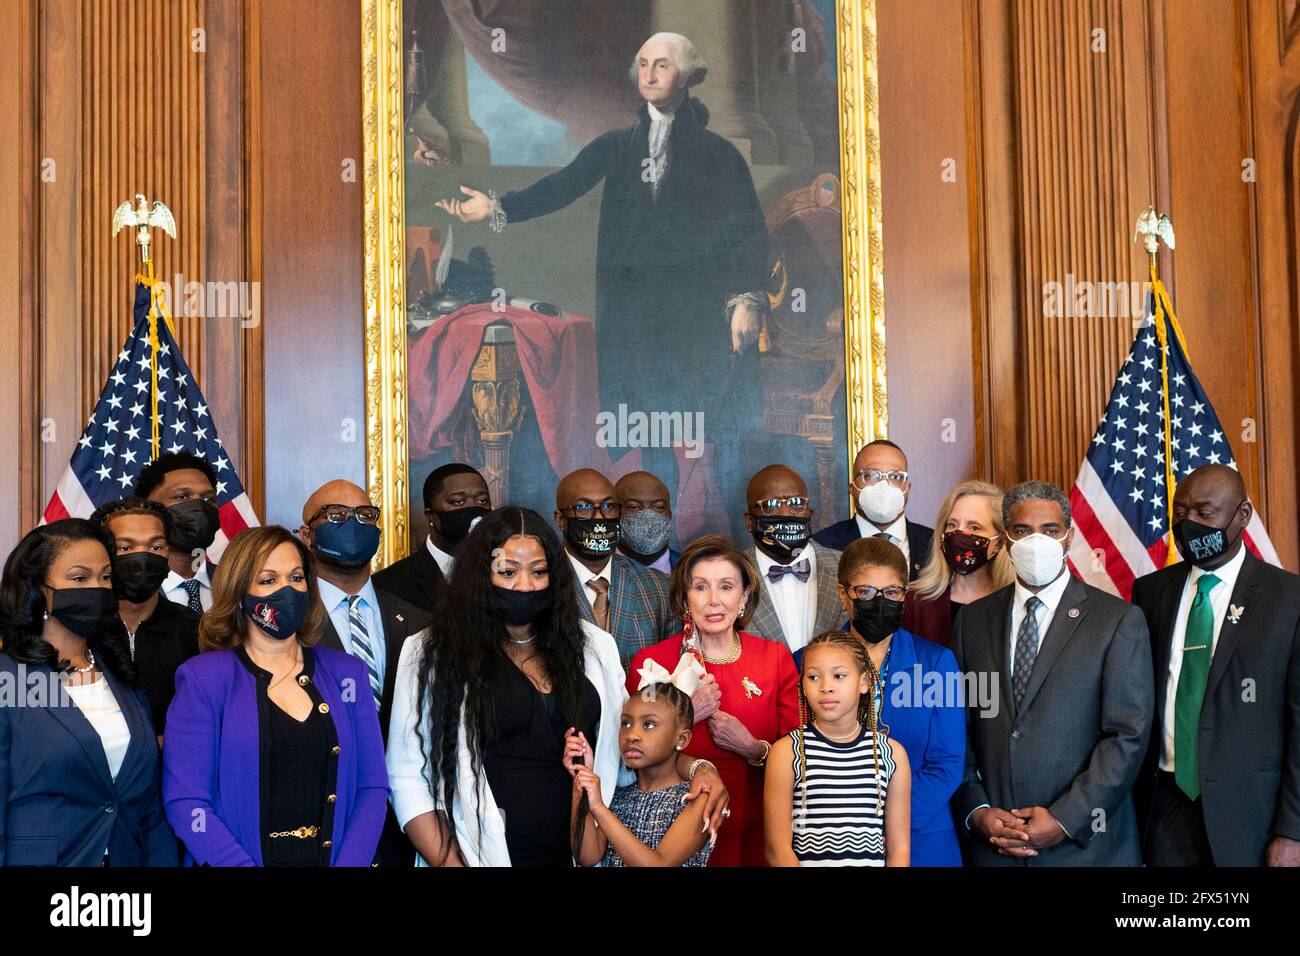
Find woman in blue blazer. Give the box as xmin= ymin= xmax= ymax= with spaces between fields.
xmin=0 ymin=520 xmax=176 ymax=866
xmin=829 ymin=536 xmax=965 ymax=866
xmin=163 ymin=525 xmax=388 ymax=866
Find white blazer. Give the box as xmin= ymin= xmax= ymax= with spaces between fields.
xmin=386 ymin=620 xmax=629 ymax=866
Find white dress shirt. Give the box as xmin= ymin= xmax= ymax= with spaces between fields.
xmin=162 ymin=563 xmax=212 ymax=612
xmin=65 ymin=676 xmax=132 ymax=781
xmin=754 ymin=545 xmax=818 ymax=653
xmin=569 ymin=552 xmax=613 ymax=610
xmin=1008 ymin=567 xmax=1073 ymax=666
xmin=318 ymin=576 xmax=387 ymax=691
xmin=856 ymin=513 xmax=910 ymax=568
xmin=1159 ymin=546 xmax=1246 ymax=772
xmin=425 ymin=536 xmax=455 ymax=578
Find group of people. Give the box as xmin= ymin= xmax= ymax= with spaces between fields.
xmin=1 ymin=440 xmax=1296 ymax=867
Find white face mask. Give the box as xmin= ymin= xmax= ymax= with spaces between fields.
xmin=1009 ymin=532 xmax=1067 ymax=587
xmin=858 ymin=481 xmax=906 ymax=526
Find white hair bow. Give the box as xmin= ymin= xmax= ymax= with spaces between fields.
xmin=635 ymin=652 xmax=707 ymax=697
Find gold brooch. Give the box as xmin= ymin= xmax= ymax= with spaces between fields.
xmin=742 ymin=676 xmax=762 ymax=699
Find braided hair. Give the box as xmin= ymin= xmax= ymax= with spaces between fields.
xmin=795 ymin=630 xmax=887 ymax=827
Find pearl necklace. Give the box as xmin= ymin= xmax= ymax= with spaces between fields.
xmin=70 ymin=648 xmax=97 ymax=674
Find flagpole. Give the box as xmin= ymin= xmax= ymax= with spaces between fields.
xmin=1136 ymin=207 xmax=1179 ymax=564
xmin=112 ymin=195 xmax=176 ymax=460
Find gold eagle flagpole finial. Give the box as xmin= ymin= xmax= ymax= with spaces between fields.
xmin=112 ymin=194 xmax=178 ymax=459
xmin=1135 ymin=205 xmax=1180 ymax=563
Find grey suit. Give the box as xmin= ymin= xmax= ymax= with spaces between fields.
xmin=746 ymin=542 xmax=848 ymax=652
xmin=952 ymin=575 xmax=1154 ymax=865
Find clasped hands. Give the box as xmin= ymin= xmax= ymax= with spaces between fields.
xmin=971 ymin=805 xmax=1067 ymax=857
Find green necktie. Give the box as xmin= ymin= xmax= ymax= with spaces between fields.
xmin=1174 ymin=572 xmax=1220 ymax=800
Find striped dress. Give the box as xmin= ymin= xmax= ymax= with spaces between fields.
xmin=789 ymin=722 xmax=895 ymax=866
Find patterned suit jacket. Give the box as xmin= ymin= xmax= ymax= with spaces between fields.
xmin=746 ymin=541 xmax=848 ymax=653
xmin=576 ymin=552 xmax=676 ymax=669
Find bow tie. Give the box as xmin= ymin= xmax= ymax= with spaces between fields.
xmin=767 ymin=558 xmax=811 ymax=583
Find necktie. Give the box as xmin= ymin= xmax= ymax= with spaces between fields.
xmin=1012 ymin=595 xmax=1042 ymax=712
xmin=180 ymin=577 xmax=203 ymax=614
xmin=767 ymin=558 xmax=811 ymax=584
xmin=1174 ymin=573 xmax=1220 ymax=800
xmin=587 ymin=577 xmax=611 ymax=632
xmin=873 ymin=531 xmax=897 ymax=545
xmin=346 ymin=595 xmax=383 ymax=713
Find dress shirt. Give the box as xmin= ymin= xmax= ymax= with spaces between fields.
xmin=162 ymin=563 xmax=212 ymax=612
xmin=754 ymin=545 xmax=818 ymax=653
xmin=856 ymin=512 xmax=910 ymax=567
xmin=1159 ymin=545 xmax=1247 ymax=772
xmin=425 ymin=536 xmax=456 ymax=578
xmin=569 ymin=552 xmax=613 ymax=609
xmin=318 ymin=576 xmax=387 ymax=692
xmin=646 ymin=548 xmax=672 ymax=575
xmin=1008 ymin=567 xmax=1073 ymax=666
xmin=646 ymin=96 xmax=681 ymax=196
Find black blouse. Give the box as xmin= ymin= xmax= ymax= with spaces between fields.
xmin=481 ymin=653 xmax=601 ymax=867
xmin=235 ymin=646 xmax=340 ymax=867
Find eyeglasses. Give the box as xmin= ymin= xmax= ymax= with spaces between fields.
xmin=751 ymin=496 xmax=810 ymax=516
xmin=564 ymin=502 xmax=622 ymax=520
xmin=311 ymin=504 xmax=382 ymax=525
xmin=842 ymin=584 xmax=906 ymax=602
xmin=853 ymin=469 xmax=909 ymax=488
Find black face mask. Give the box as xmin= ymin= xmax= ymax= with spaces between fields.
xmin=432 ymin=506 xmax=489 ymax=546
xmin=112 ymin=552 xmax=171 ymax=603
xmin=942 ymin=530 xmax=994 ymax=576
xmin=565 ymin=516 xmax=619 ymax=562
xmin=850 ymin=595 xmax=905 ymax=645
xmin=1173 ymin=503 xmax=1244 ymax=567
xmin=492 ymin=585 xmax=553 ymax=626
xmin=168 ymin=499 xmax=220 ymax=552
xmin=750 ymin=515 xmax=811 ymax=561
xmin=46 ymin=587 xmax=119 ymax=639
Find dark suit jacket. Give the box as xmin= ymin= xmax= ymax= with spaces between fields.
xmin=318 ymin=584 xmax=431 ymax=867
xmin=952 ymin=576 xmax=1154 ymax=865
xmin=372 ymin=545 xmax=445 ymax=615
xmin=746 ymin=542 xmax=849 ymax=651
xmin=813 ymin=516 xmax=934 ymax=581
xmin=1131 ymin=552 xmax=1300 ymax=865
xmin=574 ymin=552 xmax=676 ymax=669
xmin=0 ymin=652 xmax=176 ymax=866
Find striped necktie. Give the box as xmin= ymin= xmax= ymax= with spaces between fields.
xmin=346 ymin=595 xmax=383 ymax=712
xmin=180 ymin=577 xmax=203 ymax=614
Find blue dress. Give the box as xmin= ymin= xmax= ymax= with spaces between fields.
xmin=599 ymin=781 xmax=711 ymax=867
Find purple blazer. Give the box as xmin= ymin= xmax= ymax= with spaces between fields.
xmin=162 ymin=644 xmax=389 ymax=866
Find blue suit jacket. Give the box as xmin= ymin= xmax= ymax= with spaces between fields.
xmin=813 ymin=517 xmax=934 ymax=581
xmin=794 ymin=627 xmax=964 ymax=865
xmin=0 ymin=652 xmax=176 ymax=866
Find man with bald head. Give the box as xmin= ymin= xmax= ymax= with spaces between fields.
xmin=300 ymin=479 xmax=431 ymax=866
xmin=554 ymin=468 xmax=673 ymax=667
xmin=615 ymin=470 xmax=679 ymax=574
xmin=743 ymin=464 xmax=847 ymax=654
xmin=1132 ymin=463 xmax=1300 ymax=866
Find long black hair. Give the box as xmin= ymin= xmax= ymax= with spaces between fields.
xmin=415 ymin=506 xmax=588 ymax=864
xmin=0 ymin=518 xmax=137 ymax=684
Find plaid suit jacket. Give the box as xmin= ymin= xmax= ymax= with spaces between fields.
xmin=576 ymin=552 xmax=676 ymax=669
xmin=746 ymin=542 xmax=848 ymax=653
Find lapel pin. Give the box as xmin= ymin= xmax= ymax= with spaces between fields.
xmin=396 ymin=613 xmax=404 ymax=623
xmin=1227 ymin=604 xmax=1244 ymax=624
xmin=1067 ymin=607 xmax=1080 ymax=618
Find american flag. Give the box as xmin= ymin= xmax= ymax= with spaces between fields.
xmin=1067 ymin=274 xmax=1279 ymax=599
xmin=42 ymin=282 xmax=258 ymax=560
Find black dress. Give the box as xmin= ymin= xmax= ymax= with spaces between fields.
xmin=481 ymin=654 xmax=601 ymax=867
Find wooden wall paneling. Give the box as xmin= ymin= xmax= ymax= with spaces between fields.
xmin=875 ymin=0 xmax=977 ymax=525
xmin=258 ymin=0 xmax=366 ymax=529
xmin=1160 ymin=0 xmax=1262 ymax=509
xmin=0 ymin=0 xmax=37 ymax=550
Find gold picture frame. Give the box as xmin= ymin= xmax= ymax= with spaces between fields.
xmin=360 ymin=0 xmax=887 ymax=566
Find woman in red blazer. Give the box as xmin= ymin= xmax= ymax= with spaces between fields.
xmin=627 ymin=536 xmax=799 ymax=867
